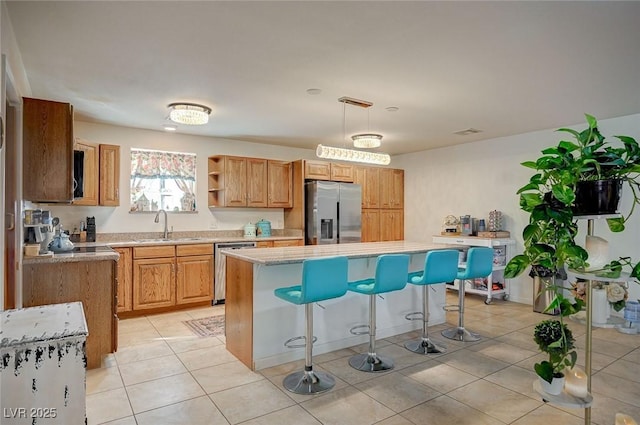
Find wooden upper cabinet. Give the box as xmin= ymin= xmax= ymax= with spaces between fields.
xmin=23 ymin=97 xmax=74 ymax=202
xmin=304 ymin=160 xmax=331 ymax=180
xmin=379 ymin=168 xmax=404 ymax=209
xmin=209 ymin=155 xmax=290 ymax=208
xmin=354 ymin=166 xmax=380 ymax=208
xmin=330 ymin=163 xmax=353 ymax=182
xmin=224 ymin=156 xmax=268 ymax=207
xmin=72 ymin=140 xmax=99 ymax=206
xmin=268 ymin=161 xmax=293 ymax=207
xmin=225 ymin=156 xmax=248 ymax=207
xmin=99 ymin=144 xmax=120 ymax=206
xmin=246 ymin=158 xmax=268 ymax=207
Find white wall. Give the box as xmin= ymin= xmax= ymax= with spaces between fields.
xmin=395 ymin=113 xmax=640 ymax=305
xmin=43 ymin=121 xmax=317 ymax=234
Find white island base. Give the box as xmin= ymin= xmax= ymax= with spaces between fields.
xmin=224 ymin=242 xmax=451 ymax=371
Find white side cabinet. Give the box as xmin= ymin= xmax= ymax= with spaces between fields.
xmin=1 ymin=302 xmax=88 ymax=425
xmin=432 ymin=235 xmax=515 ymax=304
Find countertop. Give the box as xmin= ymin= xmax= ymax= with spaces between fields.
xmin=22 ymin=235 xmax=304 ymax=264
xmin=221 ymin=241 xmax=452 ymax=265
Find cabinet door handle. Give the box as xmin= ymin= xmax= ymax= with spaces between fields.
xmin=6 ymin=213 xmax=14 ymax=230
xmin=115 ymin=188 xmax=119 ymax=198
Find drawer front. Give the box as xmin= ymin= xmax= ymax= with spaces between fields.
xmin=133 ymin=245 xmax=176 ymax=259
xmin=176 ymin=244 xmax=214 ymax=256
xmin=273 ymin=239 xmax=303 ymax=247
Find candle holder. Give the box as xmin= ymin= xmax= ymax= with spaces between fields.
xmin=564 ymin=367 xmax=589 ymax=398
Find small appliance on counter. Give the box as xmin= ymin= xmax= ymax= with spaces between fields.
xmin=256 ymin=219 xmax=272 ymax=237
xmin=48 ymin=226 xmax=75 ymax=253
xmin=86 ymin=216 xmax=96 ymax=242
xmin=243 ymin=222 xmax=257 ymax=238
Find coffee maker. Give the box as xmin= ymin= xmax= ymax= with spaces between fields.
xmin=24 ymin=224 xmax=54 ymax=254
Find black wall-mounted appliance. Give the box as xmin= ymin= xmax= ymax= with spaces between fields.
xmin=73 ymin=150 xmax=84 ymax=198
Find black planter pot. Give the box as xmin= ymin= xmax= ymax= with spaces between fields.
xmin=574 ymin=179 xmax=622 ymax=216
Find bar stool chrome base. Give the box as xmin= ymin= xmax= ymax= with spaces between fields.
xmin=404 ymin=337 xmax=446 ymax=354
xmin=282 ymin=369 xmax=335 ymax=395
xmin=348 ymin=353 xmax=394 ymax=372
xmin=441 ymin=326 xmax=481 ymax=342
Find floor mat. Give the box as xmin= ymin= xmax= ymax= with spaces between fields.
xmin=183 ymin=315 xmax=225 ymax=337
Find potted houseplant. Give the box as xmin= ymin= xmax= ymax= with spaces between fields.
xmin=504 ymin=114 xmax=640 ymax=389
xmin=505 ymin=113 xmax=640 ymax=283
xmin=533 ymin=317 xmax=577 ymax=394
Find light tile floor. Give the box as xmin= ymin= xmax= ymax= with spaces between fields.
xmin=87 ymin=293 xmax=640 ymax=425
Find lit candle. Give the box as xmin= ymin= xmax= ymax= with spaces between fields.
xmin=616 ymin=413 xmax=639 ymax=425
xmin=564 ymin=367 xmax=588 ymax=398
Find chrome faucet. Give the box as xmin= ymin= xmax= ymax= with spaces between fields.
xmin=154 ymin=209 xmax=169 ymax=239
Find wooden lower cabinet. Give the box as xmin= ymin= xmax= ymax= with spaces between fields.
xmin=115 ymin=247 xmax=132 ymax=312
xmin=361 ymin=209 xmax=380 ymax=242
xmin=380 ymin=209 xmax=404 ymax=241
xmin=22 ymin=259 xmax=117 ymax=369
xmin=133 ymin=257 xmax=176 ymax=310
xmin=176 ymin=254 xmax=213 ymax=304
xmin=125 ymin=243 xmax=213 ymax=314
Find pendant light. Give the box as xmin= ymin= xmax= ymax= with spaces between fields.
xmin=316 ymin=96 xmax=390 ymax=165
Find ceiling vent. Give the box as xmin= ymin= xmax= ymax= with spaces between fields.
xmin=453 ymin=128 xmax=483 ymax=136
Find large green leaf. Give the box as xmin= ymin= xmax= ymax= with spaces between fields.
xmin=557 ymin=128 xmax=581 ymax=139
xmin=558 ymin=140 xmax=580 ymax=153
xmin=517 ymin=183 xmax=540 ymax=194
xmin=534 ymin=361 xmax=554 ymax=383
xmin=521 ymin=161 xmax=538 ymax=169
xmin=607 ymin=217 xmax=625 ymax=232
xmin=504 ymin=255 xmax=530 ymax=278
xmin=585 ymin=113 xmax=597 ymax=129
xmin=522 ymin=224 xmax=540 ymax=243
xmin=520 ymin=193 xmax=542 ymax=210
xmin=632 ymin=262 xmax=640 ymax=279
xmin=551 ymin=185 xmax=575 ymax=205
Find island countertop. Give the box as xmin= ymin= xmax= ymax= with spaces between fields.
xmin=222 ymin=241 xmax=454 ymax=265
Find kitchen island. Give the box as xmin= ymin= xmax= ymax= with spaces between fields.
xmin=222 ymin=241 xmax=455 ymax=370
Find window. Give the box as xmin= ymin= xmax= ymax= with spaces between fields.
xmin=130 ymin=148 xmax=197 ymax=212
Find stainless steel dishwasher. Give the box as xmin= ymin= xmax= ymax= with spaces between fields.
xmin=213 ymin=241 xmax=257 ymax=304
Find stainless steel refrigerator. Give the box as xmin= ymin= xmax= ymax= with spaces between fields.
xmin=305 ymin=181 xmax=362 ymax=245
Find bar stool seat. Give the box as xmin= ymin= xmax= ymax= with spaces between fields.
xmin=348 ymin=254 xmax=410 ymax=372
xmin=274 ymin=256 xmax=349 ymax=395
xmin=442 ymin=247 xmax=493 ymax=342
xmin=404 ymin=249 xmax=460 ymax=354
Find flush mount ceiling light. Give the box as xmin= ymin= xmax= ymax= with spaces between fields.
xmin=168 ymin=102 xmax=211 ymax=125
xmin=316 ymin=96 xmax=391 ymax=165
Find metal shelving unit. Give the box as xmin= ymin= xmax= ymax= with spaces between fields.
xmin=432 ymin=235 xmax=515 ymax=304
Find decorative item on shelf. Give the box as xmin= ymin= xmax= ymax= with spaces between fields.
xmin=564 ymin=366 xmax=588 ymax=398
xmin=585 ymin=235 xmax=610 ymax=270
xmin=315 ymin=96 xmax=391 ymax=166
xmin=533 ymin=319 xmax=577 ymax=395
xmin=618 ymin=300 xmax=640 ymax=334
xmin=441 ymin=215 xmax=460 ymax=235
xmin=459 ymin=215 xmax=472 ymax=235
xmin=570 ymin=279 xmax=628 ymax=313
xmin=136 ymin=193 xmax=150 ymax=212
xmin=616 ymin=413 xmax=639 ymax=425
xmin=180 ymin=193 xmax=195 ymax=211
xmin=488 ymin=210 xmax=502 ymax=231
xmin=168 ymin=102 xmax=212 ymax=125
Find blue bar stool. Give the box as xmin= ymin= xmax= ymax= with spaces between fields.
xmin=442 ymin=247 xmax=493 ymax=342
xmin=274 ymin=256 xmax=348 ymax=395
xmin=348 ymin=254 xmax=410 ymax=372
xmin=404 ymin=249 xmax=460 ymax=354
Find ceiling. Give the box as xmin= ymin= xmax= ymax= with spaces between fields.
xmin=6 ymin=1 xmax=640 ymax=156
